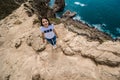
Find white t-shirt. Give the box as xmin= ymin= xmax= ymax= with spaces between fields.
xmin=40 ymin=24 xmax=55 ymax=39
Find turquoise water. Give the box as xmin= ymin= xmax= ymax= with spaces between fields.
xmin=49 ymin=0 xmax=120 ymax=39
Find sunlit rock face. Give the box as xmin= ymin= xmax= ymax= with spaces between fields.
xmin=0 ymin=3 xmax=120 ymax=80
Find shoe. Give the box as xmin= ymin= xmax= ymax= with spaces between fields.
xmin=53 ymin=45 xmax=57 ymax=49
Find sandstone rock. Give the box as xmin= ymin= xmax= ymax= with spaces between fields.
xmin=98 ymin=66 xmax=120 ymax=80
xmin=14 ymin=19 xmax=22 ymax=25
xmin=68 ymin=36 xmax=100 ymax=53
xmin=63 ymin=31 xmax=77 ymax=42
xmin=26 ymin=33 xmax=45 ymax=52
xmin=9 ymin=38 xmax=23 ymax=49
xmin=62 ymin=46 xmax=75 ymax=56
xmin=0 ymin=4 xmax=120 ymax=80
xmin=83 ymin=48 xmax=120 ymax=66
xmin=97 ymin=41 xmax=120 ymax=56
xmin=0 ymin=37 xmax=5 ymax=46
xmin=14 ymin=38 xmax=22 ymax=48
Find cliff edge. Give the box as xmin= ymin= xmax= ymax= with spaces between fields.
xmin=0 ymin=5 xmax=120 ymax=80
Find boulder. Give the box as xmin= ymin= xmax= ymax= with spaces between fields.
xmin=26 ymin=33 xmax=46 ymax=52
xmin=53 ymin=0 xmax=65 ymax=12
xmin=62 ymin=10 xmax=76 ymax=18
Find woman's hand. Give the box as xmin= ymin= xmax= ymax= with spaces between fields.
xmin=56 ymin=35 xmax=58 ymax=38
xmin=53 ymin=29 xmax=58 ymax=38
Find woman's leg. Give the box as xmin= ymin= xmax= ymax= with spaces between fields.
xmin=52 ymin=36 xmax=56 ymax=46
xmin=46 ymin=38 xmax=54 ymax=45
xmin=46 ymin=36 xmax=56 ymax=46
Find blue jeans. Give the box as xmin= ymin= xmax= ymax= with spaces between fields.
xmin=46 ymin=36 xmax=56 ymax=46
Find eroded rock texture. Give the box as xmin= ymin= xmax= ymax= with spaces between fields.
xmin=0 ymin=4 xmax=120 ymax=80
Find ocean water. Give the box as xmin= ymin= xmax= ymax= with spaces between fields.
xmin=49 ymin=0 xmax=120 ymax=39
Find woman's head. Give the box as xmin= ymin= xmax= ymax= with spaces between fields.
xmin=40 ymin=17 xmax=51 ymax=27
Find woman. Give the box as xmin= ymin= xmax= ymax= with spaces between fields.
xmin=40 ymin=17 xmax=58 ymax=49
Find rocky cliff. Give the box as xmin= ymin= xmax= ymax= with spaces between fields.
xmin=0 ymin=0 xmax=19 ymax=20
xmin=0 ymin=4 xmax=120 ymax=80
xmin=53 ymin=0 xmax=65 ymax=12
xmin=0 ymin=0 xmax=55 ymax=20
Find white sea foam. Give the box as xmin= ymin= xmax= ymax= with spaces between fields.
xmin=73 ymin=15 xmax=115 ymax=38
xmin=92 ymin=24 xmax=104 ymax=31
xmin=102 ymin=23 xmax=107 ymax=27
xmin=92 ymin=23 xmax=116 ymax=38
xmin=116 ymin=28 xmax=120 ymax=34
xmin=74 ymin=2 xmax=86 ymax=7
xmin=73 ymin=15 xmax=81 ymax=20
xmin=65 ymin=3 xmax=67 ymax=6
xmin=73 ymin=15 xmax=89 ymax=25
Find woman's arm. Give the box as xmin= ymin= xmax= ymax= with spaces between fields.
xmin=53 ymin=29 xmax=58 ymax=38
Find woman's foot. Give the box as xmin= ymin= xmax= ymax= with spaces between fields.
xmin=53 ymin=45 xmax=57 ymax=49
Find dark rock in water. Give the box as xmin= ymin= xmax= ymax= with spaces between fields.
xmin=62 ymin=10 xmax=76 ymax=18
xmin=114 ymin=37 xmax=120 ymax=41
xmin=53 ymin=0 xmax=65 ymax=12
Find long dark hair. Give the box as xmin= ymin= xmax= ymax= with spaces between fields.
xmin=39 ymin=17 xmax=51 ymax=26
